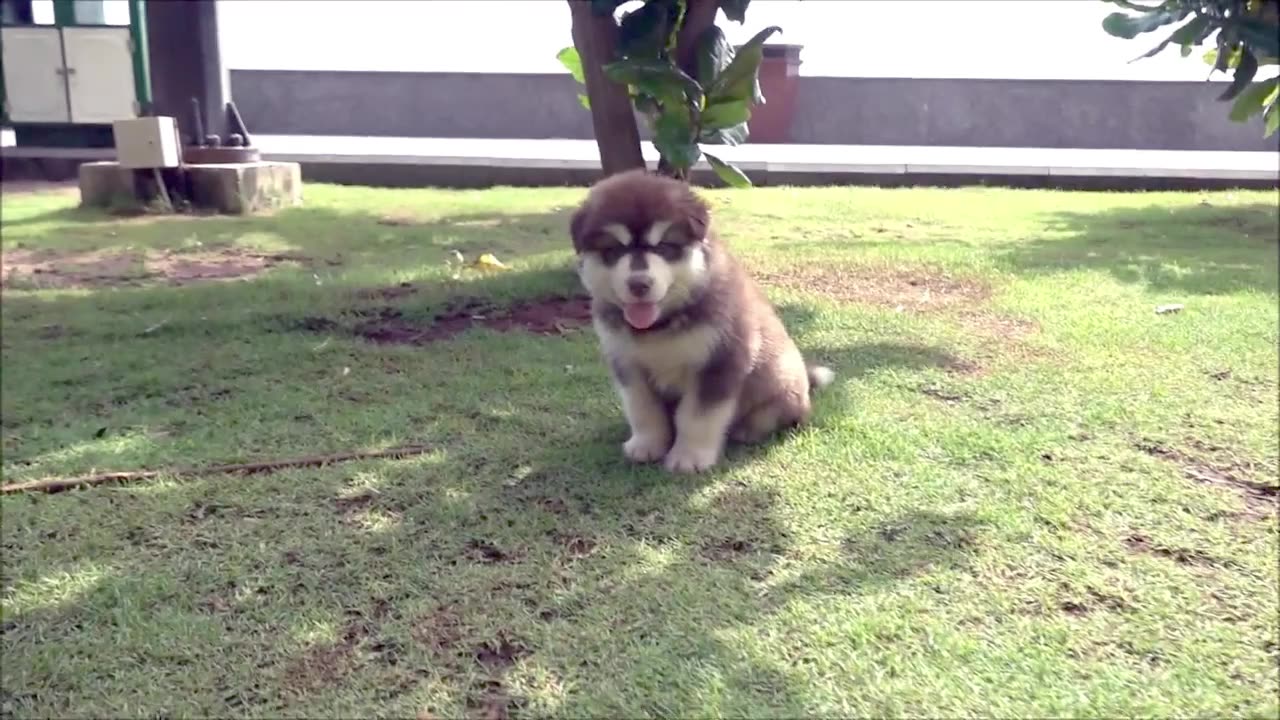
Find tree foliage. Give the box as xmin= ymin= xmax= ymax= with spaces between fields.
xmin=1101 ymin=0 xmax=1280 ymax=137
xmin=560 ymin=0 xmax=780 ymax=186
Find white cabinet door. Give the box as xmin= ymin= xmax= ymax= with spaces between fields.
xmin=1 ymin=27 xmax=70 ymax=123
xmin=62 ymin=26 xmax=136 ymax=124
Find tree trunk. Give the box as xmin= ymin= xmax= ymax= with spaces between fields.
xmin=569 ymin=1 xmax=646 ymax=177
xmin=675 ymin=0 xmax=720 ymax=81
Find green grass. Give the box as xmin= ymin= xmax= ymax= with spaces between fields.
xmin=2 ymin=182 xmax=1277 ymax=718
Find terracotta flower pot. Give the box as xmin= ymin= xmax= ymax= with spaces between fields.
xmin=741 ymin=43 xmax=802 ymax=144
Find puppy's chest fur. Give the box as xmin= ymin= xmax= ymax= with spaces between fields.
xmin=598 ymin=320 xmax=723 ymax=397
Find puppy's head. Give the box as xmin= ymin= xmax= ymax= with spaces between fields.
xmin=569 ymin=170 xmax=712 ymax=331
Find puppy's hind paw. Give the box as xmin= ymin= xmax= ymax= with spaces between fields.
xmin=623 ymin=434 xmax=669 ymax=463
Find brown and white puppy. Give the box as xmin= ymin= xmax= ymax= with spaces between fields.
xmin=569 ymin=169 xmax=834 ymax=474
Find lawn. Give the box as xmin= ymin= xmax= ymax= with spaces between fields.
xmin=1 ymin=180 xmax=1277 ymax=718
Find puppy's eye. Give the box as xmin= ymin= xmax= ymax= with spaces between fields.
xmin=653 ymin=242 xmax=684 ymax=261
xmin=599 ymin=246 xmax=626 ymax=264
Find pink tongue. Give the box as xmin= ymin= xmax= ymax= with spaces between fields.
xmin=623 ymin=302 xmax=659 ymax=329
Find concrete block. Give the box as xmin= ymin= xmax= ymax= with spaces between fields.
xmin=78 ymin=160 xmax=140 ymax=210
xmin=186 ymin=161 xmax=302 ymax=215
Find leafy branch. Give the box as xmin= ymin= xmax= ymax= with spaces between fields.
xmin=559 ymin=0 xmax=781 ymax=186
xmin=1101 ymin=0 xmax=1280 ymax=137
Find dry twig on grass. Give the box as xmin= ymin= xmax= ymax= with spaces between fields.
xmin=1 ymin=445 xmax=432 ymax=495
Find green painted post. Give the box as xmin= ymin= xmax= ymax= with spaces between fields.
xmin=51 ymin=0 xmax=76 ymax=26
xmin=128 ymin=0 xmax=151 ymax=112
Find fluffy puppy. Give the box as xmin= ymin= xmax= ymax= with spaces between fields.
xmin=569 ymin=169 xmax=834 ymax=473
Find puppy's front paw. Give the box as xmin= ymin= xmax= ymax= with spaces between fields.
xmin=623 ymin=434 xmax=669 ymax=463
xmin=663 ymin=442 xmax=720 ymax=474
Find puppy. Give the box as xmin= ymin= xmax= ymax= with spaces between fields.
xmin=569 ymin=169 xmax=834 ymax=474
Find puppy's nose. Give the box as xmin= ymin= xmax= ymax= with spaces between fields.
xmin=627 ymin=276 xmax=653 ymax=298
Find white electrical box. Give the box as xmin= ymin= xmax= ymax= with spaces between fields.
xmin=113 ymin=116 xmax=182 ymax=169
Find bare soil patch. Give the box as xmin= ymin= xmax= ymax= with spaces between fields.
xmin=350 ymin=294 xmax=591 ymax=345
xmin=411 ymin=606 xmax=464 ymax=655
xmin=1 ymin=246 xmax=303 ymax=289
xmin=751 ymin=262 xmax=1043 ymax=363
xmin=283 ymin=619 xmax=371 ymax=693
xmin=465 ymin=539 xmax=514 ymax=564
xmin=466 ymin=679 xmax=525 ymax=720
xmin=752 ymin=263 xmax=991 ymax=312
xmin=548 ymin=530 xmax=597 ymax=559
xmin=1137 ymin=439 xmax=1278 ymax=518
xmin=1123 ymin=533 xmax=1230 ymax=568
xmin=701 ymin=538 xmax=757 ymax=561
xmin=473 ymin=634 xmax=529 ymax=672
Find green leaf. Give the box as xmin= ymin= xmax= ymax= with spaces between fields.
xmin=708 ymin=25 xmax=782 ymax=105
xmin=1219 ymin=49 xmax=1260 ymax=101
xmin=719 ymin=0 xmax=750 ymax=23
xmin=700 ymin=123 xmax=749 ymax=146
xmin=1101 ymin=8 xmax=1189 ymax=40
xmin=1264 ymin=103 xmax=1279 ymax=137
xmin=1131 ymin=14 xmax=1211 ymax=61
xmin=1236 ymin=17 xmax=1280 ymax=60
xmin=666 ymin=0 xmax=687 ymax=54
xmin=578 ymin=93 xmax=592 ymax=110
xmin=556 ymin=46 xmax=585 ymax=85
xmin=1104 ymin=0 xmax=1163 ymax=11
xmin=604 ymin=57 xmax=704 ymax=107
xmin=701 ymin=100 xmax=750 ymax=130
xmin=703 ymin=152 xmax=752 ymax=187
xmin=1228 ymin=77 xmax=1279 ymax=121
xmin=653 ymin=111 xmax=700 ymax=171
xmin=634 ymin=92 xmax=661 ymax=118
xmin=618 ymin=1 xmax=672 ymax=59
xmin=591 ymin=0 xmax=622 ymax=16
xmin=695 ymin=25 xmax=735 ymax=85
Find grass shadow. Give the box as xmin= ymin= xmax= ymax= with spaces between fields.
xmin=1006 ymin=202 xmax=1279 ymax=296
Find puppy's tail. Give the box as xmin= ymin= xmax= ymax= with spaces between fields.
xmin=807 ymin=363 xmax=836 ymax=393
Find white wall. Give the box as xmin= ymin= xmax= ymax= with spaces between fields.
xmin=218 ymin=0 xmax=1228 ymax=82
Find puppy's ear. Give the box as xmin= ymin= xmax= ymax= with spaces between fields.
xmin=569 ymin=204 xmax=592 ymax=252
xmin=681 ymin=193 xmax=711 ymax=241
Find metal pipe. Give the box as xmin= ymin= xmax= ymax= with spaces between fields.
xmin=189 ymin=97 xmax=205 ymax=147
xmin=225 ymin=100 xmax=252 ymax=147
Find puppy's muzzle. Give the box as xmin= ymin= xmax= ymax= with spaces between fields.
xmin=626 ymin=275 xmax=653 ymax=299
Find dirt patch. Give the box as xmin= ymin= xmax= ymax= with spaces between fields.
xmin=700 ymin=538 xmax=775 ymax=562
xmin=473 ymin=634 xmax=529 ymax=672
xmin=920 ymin=385 xmax=967 ymax=403
xmin=334 ymin=489 xmax=378 ymax=514
xmin=466 ymin=679 xmax=526 ymax=720
xmin=350 ymin=294 xmax=592 ymax=345
xmin=283 ymin=619 xmax=371 ymax=693
xmin=548 ymin=531 xmax=596 ymax=558
xmin=1059 ymin=588 xmax=1133 ymax=616
xmin=535 ymin=496 xmax=568 ymax=514
xmin=1137 ymin=440 xmax=1278 ymax=518
xmin=753 ymin=264 xmax=991 ymax=312
xmin=376 ymin=213 xmax=420 ymax=227
xmin=465 ymin=539 xmax=514 ymax=564
xmin=952 ymin=309 xmax=1041 ymax=342
xmin=1 ymin=246 xmax=303 ymax=289
xmin=357 ymin=282 xmax=419 ymax=301
xmin=1123 ymin=533 xmax=1230 ymax=568
xmin=411 ymin=606 xmax=464 ymax=655
xmin=464 ymin=633 xmax=530 ymax=719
